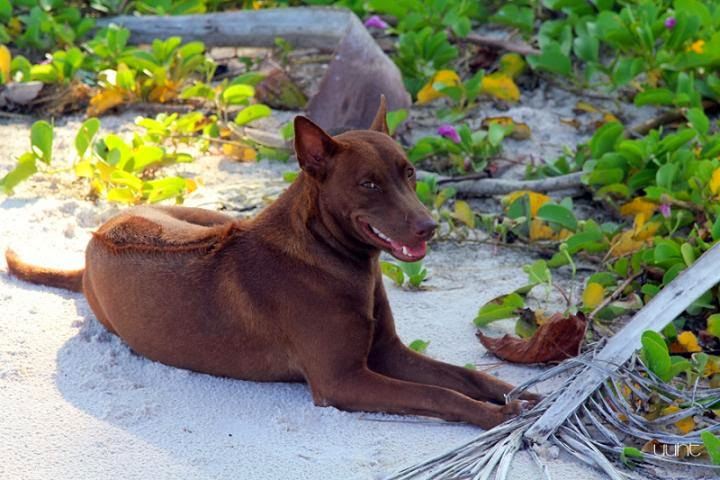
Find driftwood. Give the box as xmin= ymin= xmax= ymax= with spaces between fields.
xmin=98 ymin=8 xmax=411 ymax=132
xmin=462 ymin=33 xmax=541 ymax=56
xmin=98 ymin=8 xmax=356 ymax=49
xmin=417 ymin=170 xmax=584 ymax=197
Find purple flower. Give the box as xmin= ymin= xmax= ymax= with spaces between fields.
xmin=364 ymin=15 xmax=389 ymax=30
xmin=665 ymin=17 xmax=676 ymax=29
xmin=659 ymin=203 xmax=671 ymax=218
xmin=437 ymin=124 xmax=461 ymax=143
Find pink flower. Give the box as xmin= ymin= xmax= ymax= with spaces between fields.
xmin=659 ymin=203 xmax=671 ymax=218
xmin=437 ymin=124 xmax=461 ymax=143
xmin=364 ymin=15 xmax=389 ymax=30
xmin=665 ymin=17 xmax=676 ymax=29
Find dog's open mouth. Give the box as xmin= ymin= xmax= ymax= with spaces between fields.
xmin=360 ymin=221 xmax=427 ymax=262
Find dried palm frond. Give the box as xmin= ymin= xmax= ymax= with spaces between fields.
xmin=388 ymin=242 xmax=720 ymax=480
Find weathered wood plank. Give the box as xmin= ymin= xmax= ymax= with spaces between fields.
xmin=97 ymin=8 xmax=355 ymax=49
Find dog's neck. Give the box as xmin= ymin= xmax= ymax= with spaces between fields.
xmin=255 ymin=172 xmax=378 ymax=267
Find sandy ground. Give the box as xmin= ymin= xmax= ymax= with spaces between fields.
xmin=0 ymin=111 xmax=617 ymax=480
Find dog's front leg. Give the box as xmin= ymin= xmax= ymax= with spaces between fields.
xmin=306 ymin=363 xmax=527 ymax=429
xmin=297 ymin=312 xmax=528 ymax=428
xmin=368 ymin=277 xmax=540 ymax=404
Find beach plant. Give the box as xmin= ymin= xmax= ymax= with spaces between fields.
xmin=409 ymin=122 xmax=511 ymax=173
xmin=381 ymin=259 xmax=428 ymax=289
xmin=0 ymin=118 xmax=198 ymax=204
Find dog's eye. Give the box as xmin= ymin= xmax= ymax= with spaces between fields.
xmin=361 ymin=181 xmax=380 ymax=191
xmin=406 ymin=167 xmax=415 ymax=179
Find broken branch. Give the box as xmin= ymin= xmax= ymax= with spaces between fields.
xmin=417 ymin=171 xmax=585 ymax=197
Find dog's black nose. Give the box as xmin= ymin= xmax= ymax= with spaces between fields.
xmin=414 ymin=218 xmax=438 ymax=240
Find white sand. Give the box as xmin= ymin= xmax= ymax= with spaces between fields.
xmin=0 ymin=114 xmax=613 ymax=480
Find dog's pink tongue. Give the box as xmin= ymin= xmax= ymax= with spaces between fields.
xmin=390 ymin=240 xmax=427 ymax=259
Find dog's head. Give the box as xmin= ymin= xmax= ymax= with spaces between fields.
xmin=293 ymin=97 xmax=436 ymax=262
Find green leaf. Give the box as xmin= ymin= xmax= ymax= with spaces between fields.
xmin=381 ymin=261 xmax=405 ymax=286
xmin=681 ymin=243 xmax=696 ymax=267
xmin=234 ymin=104 xmax=272 ymax=126
xmin=30 ymin=121 xmax=53 ymax=164
xmin=282 ymin=170 xmax=298 ymax=183
xmin=590 ymin=122 xmax=624 ymax=159
xmin=106 ymin=187 xmax=137 ymax=204
xmin=634 ymin=88 xmax=675 ymax=106
xmin=474 ymin=292 xmax=525 ymax=326
xmin=524 ymin=259 xmax=551 ymax=285
xmin=453 ymin=200 xmax=475 ymax=228
xmin=408 ymin=339 xmax=430 ymax=353
xmin=386 ymin=109 xmax=408 ymax=136
xmin=221 ymin=84 xmax=254 ymax=105
xmin=515 ymin=313 xmax=538 ymax=339
xmin=701 ymin=431 xmax=720 ymax=465
xmin=75 ymin=118 xmax=101 ymax=158
xmin=131 ymin=145 xmax=165 ymax=172
xmin=527 ymin=43 xmax=572 ymax=76
xmin=573 ymin=33 xmax=598 ymax=63
xmin=687 ymin=107 xmax=710 ymax=135
xmin=0 ymin=152 xmax=38 ymax=194
xmin=707 ymin=314 xmax=720 ymax=339
xmin=536 ymin=203 xmax=577 ymax=231
xmin=641 ymin=330 xmax=672 ymax=382
xmin=144 ymin=176 xmax=189 ymax=203
xmin=110 ymin=170 xmax=143 ymax=191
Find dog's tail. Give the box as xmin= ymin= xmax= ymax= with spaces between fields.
xmin=5 ymin=249 xmax=84 ymax=292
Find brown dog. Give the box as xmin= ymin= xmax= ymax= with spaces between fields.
xmin=6 ymin=98 xmax=536 ymax=428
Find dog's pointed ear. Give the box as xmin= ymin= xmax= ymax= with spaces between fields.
xmin=294 ymin=116 xmax=338 ymax=179
xmin=369 ymin=94 xmax=388 ymax=134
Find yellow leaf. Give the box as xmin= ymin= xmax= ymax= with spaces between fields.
xmin=619 ymin=198 xmax=656 ymax=222
xmin=609 ymin=214 xmax=660 ymax=258
xmin=710 ymin=167 xmax=720 ymax=195
xmin=677 ymin=331 xmax=702 ymax=353
xmin=416 ymin=69 xmax=461 ymax=104
xmin=222 ymin=142 xmax=257 ymax=162
xmin=185 ymin=178 xmax=198 ymax=194
xmin=74 ymin=160 xmax=94 ymax=178
xmin=87 ymin=88 xmax=126 ymax=117
xmin=453 ymin=200 xmax=475 ymax=228
xmin=574 ymin=100 xmax=599 ymax=113
xmin=148 ymin=80 xmax=180 ymax=103
xmin=498 ymin=53 xmax=525 ymax=79
xmin=8 ymin=18 xmax=22 ymax=36
xmin=481 ymin=116 xmax=531 ymax=140
xmin=481 ymin=72 xmax=520 ymax=102
xmin=662 ymin=405 xmax=696 ymax=434
xmin=689 ymin=39 xmax=705 ymax=54
xmin=705 ymin=357 xmax=720 ymax=377
xmin=633 ymin=216 xmax=660 ymax=241
xmin=96 ymin=161 xmax=114 ymax=183
xmin=529 ymin=219 xmax=555 ymax=241
xmin=0 ymin=45 xmax=10 ymax=83
xmin=504 ymin=190 xmax=550 ymax=217
xmin=602 ymin=112 xmax=620 ymax=124
xmin=583 ymin=282 xmax=605 ymax=309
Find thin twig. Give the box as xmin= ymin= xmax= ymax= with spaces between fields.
xmin=588 ymin=272 xmax=642 ymax=321
xmin=417 ymin=171 xmax=585 ymax=197
xmin=461 ymin=33 xmax=541 ymax=56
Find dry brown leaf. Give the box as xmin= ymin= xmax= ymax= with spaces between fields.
xmin=477 ymin=312 xmax=586 ymax=363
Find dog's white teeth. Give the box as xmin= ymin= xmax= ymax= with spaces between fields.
xmin=402 ymin=246 xmax=408 ymax=256
xmin=370 ymin=225 xmax=391 ymax=242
